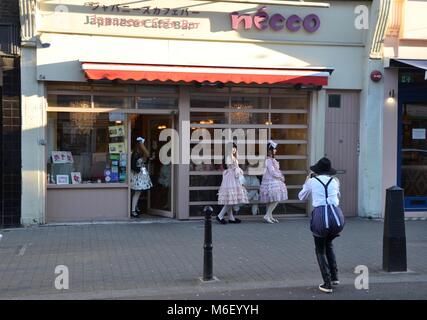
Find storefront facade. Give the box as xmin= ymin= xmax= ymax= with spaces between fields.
xmin=1 ymin=0 xmax=21 ymax=228
xmin=382 ymin=0 xmax=427 ymax=218
xmin=20 ymin=0 xmax=382 ymax=224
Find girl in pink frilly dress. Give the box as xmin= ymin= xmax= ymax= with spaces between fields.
xmin=216 ymin=143 xmax=249 ymax=224
xmin=260 ymin=140 xmax=288 ymax=223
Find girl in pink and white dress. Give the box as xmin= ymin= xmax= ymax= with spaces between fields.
xmin=260 ymin=140 xmax=288 ymax=223
xmin=216 ymin=143 xmax=249 ymax=224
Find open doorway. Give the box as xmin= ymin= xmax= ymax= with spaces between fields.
xmin=130 ymin=114 xmax=174 ymax=218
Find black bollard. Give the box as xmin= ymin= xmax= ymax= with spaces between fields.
xmin=383 ymin=186 xmax=407 ymax=272
xmin=203 ymin=206 xmax=214 ymax=281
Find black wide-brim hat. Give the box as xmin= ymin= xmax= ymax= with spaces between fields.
xmin=310 ymin=157 xmax=337 ymax=175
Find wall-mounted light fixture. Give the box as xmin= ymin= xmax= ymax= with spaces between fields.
xmin=387 ymin=89 xmax=396 ymax=104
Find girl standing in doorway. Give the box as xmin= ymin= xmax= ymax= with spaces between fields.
xmin=260 ymin=140 xmax=288 ymax=223
xmin=216 ymin=143 xmax=249 ymax=224
xmin=130 ymin=137 xmax=153 ymax=217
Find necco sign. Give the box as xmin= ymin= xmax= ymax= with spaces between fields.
xmin=230 ymin=7 xmax=320 ymax=32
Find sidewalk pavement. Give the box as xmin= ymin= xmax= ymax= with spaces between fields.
xmin=0 ymin=217 xmax=426 ymax=299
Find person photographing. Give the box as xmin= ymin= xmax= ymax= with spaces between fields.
xmin=298 ymin=157 xmax=345 ymax=293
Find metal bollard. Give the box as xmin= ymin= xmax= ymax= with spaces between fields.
xmin=203 ymin=206 xmax=214 ymax=281
xmin=383 ymin=186 xmax=407 ymax=272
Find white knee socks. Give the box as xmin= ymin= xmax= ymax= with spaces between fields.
xmin=265 ymin=202 xmax=279 ymax=221
xmin=218 ymin=205 xmax=233 ymax=220
xmin=132 ymin=191 xmax=141 ymax=212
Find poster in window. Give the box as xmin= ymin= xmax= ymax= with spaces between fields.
xmin=71 ymin=172 xmax=82 ymax=184
xmin=109 ymin=125 xmax=125 ymax=138
xmin=412 ymin=128 xmax=426 ymax=140
xmin=109 ymin=142 xmax=126 ymax=154
xmin=52 ymin=151 xmax=74 ymax=164
xmin=56 ymin=175 xmax=70 ymax=185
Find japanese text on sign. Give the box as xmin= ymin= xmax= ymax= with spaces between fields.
xmin=84 ymin=2 xmax=200 ymax=16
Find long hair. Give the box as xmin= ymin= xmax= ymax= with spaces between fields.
xmin=225 ymin=142 xmax=238 ymax=166
xmin=133 ymin=140 xmax=150 ymax=158
xmin=267 ymin=143 xmax=275 ymax=158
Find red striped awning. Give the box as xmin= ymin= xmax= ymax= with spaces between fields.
xmin=81 ymin=62 xmax=332 ymax=86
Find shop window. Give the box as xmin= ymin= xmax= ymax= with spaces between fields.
xmin=47 ymin=112 xmax=127 ymax=185
xmin=401 ymin=104 xmax=427 ymax=198
xmin=271 ymin=113 xmax=307 ymax=125
xmin=230 ymin=96 xmax=268 ymax=110
xmin=91 ymin=84 xmax=135 ymax=93
xmin=190 ymin=175 xmax=222 ymax=187
xmin=191 ymin=112 xmax=228 ymax=124
xmin=230 ymin=87 xmax=269 ymax=94
xmin=136 ymin=97 xmax=178 ymax=109
xmin=47 ymin=83 xmax=92 ymax=92
xmin=271 ymin=128 xmax=308 ymax=140
xmin=136 ymin=85 xmax=178 ymax=95
xmin=93 ymin=96 xmax=133 ymax=108
xmin=188 ymin=88 xmax=310 ymax=216
xmin=191 ymin=86 xmax=229 ymax=95
xmin=271 ymin=96 xmax=309 ymax=109
xmin=190 ymin=95 xmax=229 ymax=109
xmin=47 ymin=94 xmax=91 ymax=108
xmin=278 ymin=159 xmax=308 ymax=171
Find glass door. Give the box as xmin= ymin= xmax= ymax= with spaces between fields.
xmin=401 ymin=103 xmax=427 ymax=210
xmin=146 ymin=115 xmax=174 ymax=218
xmin=130 ymin=114 xmax=174 ymax=218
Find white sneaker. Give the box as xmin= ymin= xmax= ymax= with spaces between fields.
xmin=263 ymin=217 xmax=274 ymax=224
xmin=272 ymin=218 xmax=279 ymax=223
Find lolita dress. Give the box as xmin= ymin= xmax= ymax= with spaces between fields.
xmin=217 ymin=156 xmax=249 ymax=205
xmin=260 ymin=157 xmax=288 ymax=203
xmin=130 ymin=151 xmax=153 ymax=191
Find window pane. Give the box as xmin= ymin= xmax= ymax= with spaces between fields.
xmin=271 ymin=129 xmax=308 ymax=140
xmin=191 ymin=112 xmax=228 ymax=124
xmin=401 ymin=104 xmax=427 ymax=197
xmin=271 ymin=113 xmax=307 ymax=125
xmin=94 ymin=96 xmax=133 ymax=108
xmin=47 ymin=112 xmax=127 ymax=185
xmin=47 ymin=83 xmax=92 ymax=91
xmin=276 ymin=144 xmax=307 ymax=156
xmin=136 ymin=97 xmax=178 ymax=109
xmin=230 ymin=112 xmax=268 ymax=125
xmin=190 ymin=190 xmax=219 ymax=202
xmin=285 ymin=174 xmax=307 ymax=185
xmin=136 ymin=85 xmax=178 ymax=95
xmin=92 ymin=84 xmax=134 ymax=93
xmin=190 ymin=175 xmax=223 ymax=187
xmin=271 ymin=96 xmax=309 ymax=109
xmin=230 ymin=87 xmax=269 ymax=94
xmin=278 ymin=159 xmax=307 ymax=171
xmin=191 ymin=87 xmax=229 ymax=95
xmin=230 ymin=97 xmax=268 ymax=109
xmin=48 ymin=94 xmax=91 ymax=108
xmin=190 ymin=95 xmax=229 ymax=109
xmin=287 ymin=189 xmax=302 ymax=200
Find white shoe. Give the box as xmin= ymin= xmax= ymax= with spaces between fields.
xmin=263 ymin=217 xmax=274 ymax=224
xmin=272 ymin=218 xmax=279 ymax=223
